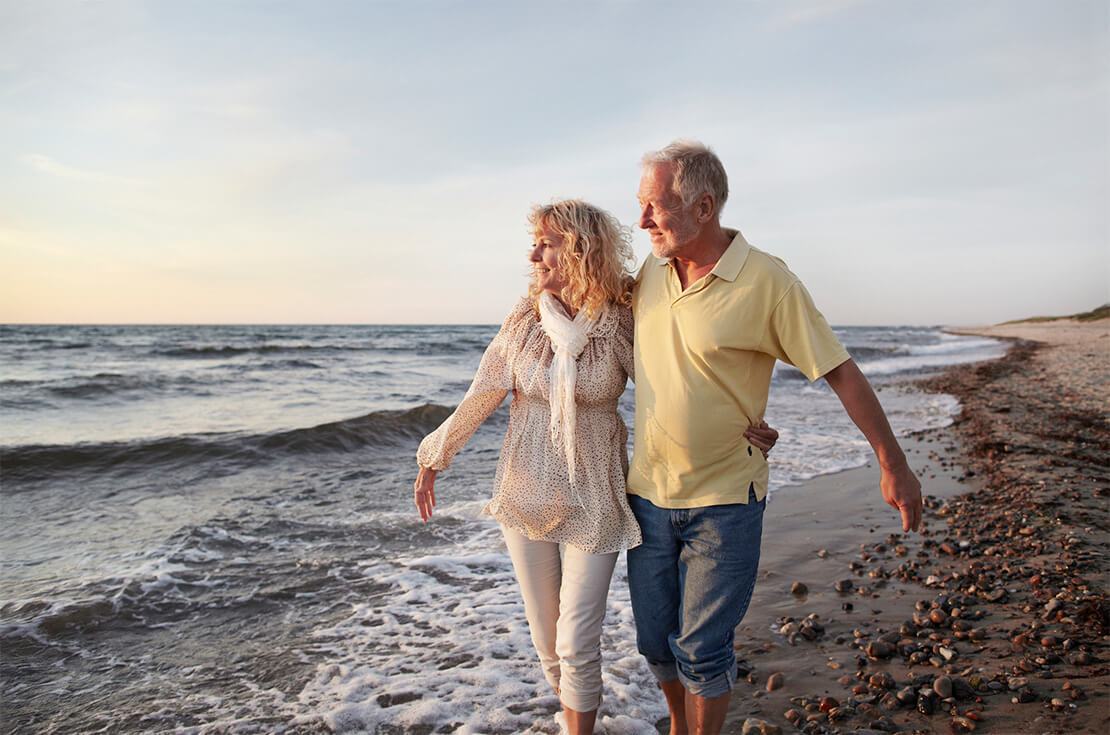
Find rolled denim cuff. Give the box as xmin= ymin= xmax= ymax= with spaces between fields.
xmin=677 ymin=662 xmax=736 ymax=699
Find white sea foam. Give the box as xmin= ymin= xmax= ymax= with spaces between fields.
xmin=766 ymin=387 xmax=962 ymax=492
xmin=292 ymin=524 xmax=666 ymax=734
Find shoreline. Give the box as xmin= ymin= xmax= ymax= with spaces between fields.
xmin=710 ymin=319 xmax=1108 ymax=735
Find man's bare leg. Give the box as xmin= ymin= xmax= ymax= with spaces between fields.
xmin=659 ymin=680 xmax=688 ymax=735
xmin=685 ymin=691 xmax=730 ymax=735
xmin=562 ymin=705 xmax=597 ymax=735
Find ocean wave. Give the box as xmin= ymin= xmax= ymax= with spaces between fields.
xmin=377 ymin=339 xmax=490 ymax=354
xmin=152 ymin=339 xmax=488 ymax=359
xmin=2 ymin=372 xmax=210 ymax=402
xmin=152 ymin=344 xmax=321 ymax=358
xmin=770 ymin=336 xmax=1006 ymax=381
xmin=859 ymin=346 xmax=1006 ymax=377
xmin=0 ymin=560 xmax=202 ymax=641
xmin=28 ymin=341 xmax=95 ymax=351
xmin=0 ymin=404 xmax=455 ymax=483
xmin=45 ymin=372 xmax=207 ymax=399
xmin=254 ymin=359 xmax=324 ymax=370
xmin=904 ymin=337 xmax=1003 ymax=356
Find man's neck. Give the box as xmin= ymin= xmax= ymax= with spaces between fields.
xmin=672 ymin=223 xmax=732 ymax=290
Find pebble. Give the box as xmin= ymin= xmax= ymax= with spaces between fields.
xmin=951 ymin=715 xmax=977 ymax=731
xmin=868 ymin=672 xmax=895 ymax=690
xmin=917 ymin=690 xmax=939 ymax=715
xmin=866 ymin=641 xmax=894 ymax=659
xmin=933 ymin=675 xmax=953 ymax=698
xmin=726 ymin=362 xmax=1105 ymax=732
xmin=741 ymin=718 xmax=782 ymax=735
xmin=765 ymin=672 xmax=784 ymax=692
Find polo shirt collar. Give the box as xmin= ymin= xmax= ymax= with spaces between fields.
xmin=709 ymin=229 xmax=751 ymax=282
xmin=655 ymin=228 xmax=751 ymax=283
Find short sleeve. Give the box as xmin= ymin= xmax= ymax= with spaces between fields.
xmin=761 ymin=281 xmax=850 ymax=381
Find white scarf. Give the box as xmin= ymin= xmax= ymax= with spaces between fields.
xmin=537 ymin=293 xmax=591 ymax=497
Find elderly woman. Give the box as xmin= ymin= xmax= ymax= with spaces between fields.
xmin=413 ymin=199 xmax=776 ymax=734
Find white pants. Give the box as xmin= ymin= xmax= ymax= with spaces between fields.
xmin=501 ymin=525 xmax=618 ymax=712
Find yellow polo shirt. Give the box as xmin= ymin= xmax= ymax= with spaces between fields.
xmin=628 ymin=229 xmax=850 ymax=508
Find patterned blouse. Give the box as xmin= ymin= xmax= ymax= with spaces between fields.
xmin=417 ymin=296 xmax=642 ymax=554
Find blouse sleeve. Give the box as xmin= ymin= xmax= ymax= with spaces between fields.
xmin=416 ymin=298 xmax=531 ymax=471
xmin=614 ymin=303 xmax=635 ymax=382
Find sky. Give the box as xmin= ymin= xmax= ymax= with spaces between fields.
xmin=1 ymin=0 xmax=1107 ymax=326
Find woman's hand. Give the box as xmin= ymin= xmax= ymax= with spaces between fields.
xmin=414 ymin=466 xmax=437 ymax=522
xmin=744 ymin=420 xmax=779 ymax=459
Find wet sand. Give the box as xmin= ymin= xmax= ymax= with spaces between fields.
xmin=707 ymin=318 xmax=1108 ymax=735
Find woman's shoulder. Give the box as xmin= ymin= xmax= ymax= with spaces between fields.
xmin=589 ymin=300 xmax=632 ymax=340
xmin=504 ymin=296 xmax=537 ymax=324
xmin=497 ymin=296 xmax=539 ymax=338
xmin=609 ymin=300 xmax=633 ymax=338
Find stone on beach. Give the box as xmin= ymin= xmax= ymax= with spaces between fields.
xmin=932 ymin=675 xmax=953 ymax=698
xmin=765 ymin=672 xmax=785 ymax=691
xmin=720 ymin=320 xmax=1109 ymax=734
xmin=740 ymin=717 xmax=782 ymax=735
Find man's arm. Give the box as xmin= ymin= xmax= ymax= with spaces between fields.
xmin=823 ymin=358 xmax=923 ymax=532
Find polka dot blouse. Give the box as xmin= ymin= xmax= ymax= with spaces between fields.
xmin=417 ymin=296 xmax=642 ymax=554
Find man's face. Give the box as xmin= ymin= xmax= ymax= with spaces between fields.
xmin=637 ymin=163 xmax=698 ymax=259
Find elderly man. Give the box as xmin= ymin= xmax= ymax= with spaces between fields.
xmin=627 ymin=140 xmax=923 ymax=735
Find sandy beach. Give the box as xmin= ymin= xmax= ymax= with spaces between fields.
xmin=708 ymin=318 xmax=1109 ymax=735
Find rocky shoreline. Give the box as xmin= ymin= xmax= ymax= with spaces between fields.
xmin=715 ymin=319 xmax=1108 ymax=735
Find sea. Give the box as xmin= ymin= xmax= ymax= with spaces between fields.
xmin=0 ymin=321 xmax=1006 ymax=734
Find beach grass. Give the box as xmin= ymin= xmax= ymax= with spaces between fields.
xmin=1001 ymin=303 xmax=1109 ymax=325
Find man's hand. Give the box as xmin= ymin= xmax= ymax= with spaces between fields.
xmin=880 ymin=460 xmax=923 ymax=532
xmin=824 ymin=359 xmax=924 ymax=534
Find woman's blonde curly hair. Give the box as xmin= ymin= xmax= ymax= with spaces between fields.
xmin=527 ymin=199 xmax=635 ymax=319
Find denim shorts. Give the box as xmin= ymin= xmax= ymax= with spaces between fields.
xmin=626 ymin=488 xmax=765 ymax=699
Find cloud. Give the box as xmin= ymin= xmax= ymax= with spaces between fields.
xmin=20 ymin=153 xmax=143 ymax=186
xmin=770 ymin=0 xmax=872 ymax=28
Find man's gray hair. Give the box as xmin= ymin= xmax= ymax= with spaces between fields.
xmin=642 ymin=140 xmax=729 ymax=217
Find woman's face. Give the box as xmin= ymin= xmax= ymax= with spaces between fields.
xmin=530 ymin=223 xmax=569 ymax=296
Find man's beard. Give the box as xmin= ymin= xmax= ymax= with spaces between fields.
xmin=651 ymin=216 xmax=699 ymax=259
